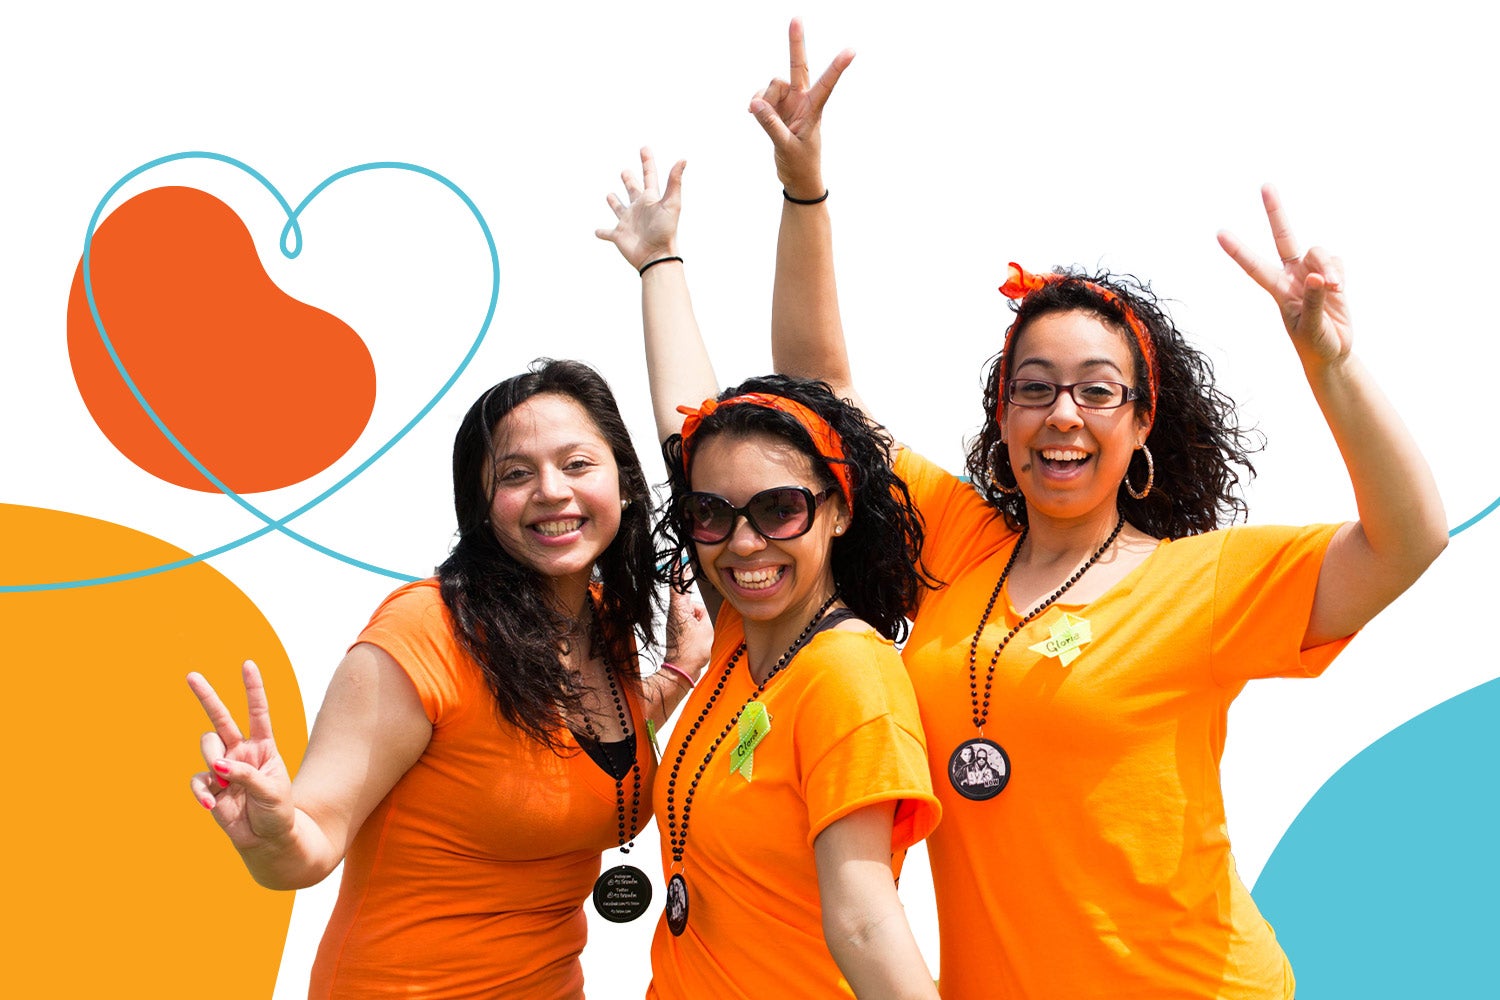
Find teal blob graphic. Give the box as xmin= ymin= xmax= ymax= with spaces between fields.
xmin=1252 ymin=678 xmax=1500 ymax=997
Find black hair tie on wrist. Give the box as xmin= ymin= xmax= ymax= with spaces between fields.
xmin=782 ymin=189 xmax=829 ymax=205
xmin=638 ymin=255 xmax=683 ymax=276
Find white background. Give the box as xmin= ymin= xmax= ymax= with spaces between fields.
xmin=4 ymin=2 xmax=1497 ymax=996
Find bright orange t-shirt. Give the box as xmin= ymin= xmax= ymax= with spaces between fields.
xmin=647 ymin=604 xmax=940 ymax=1000
xmin=896 ymin=449 xmax=1352 ymax=1000
xmin=310 ymin=579 xmax=656 ymax=999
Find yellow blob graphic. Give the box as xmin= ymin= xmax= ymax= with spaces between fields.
xmin=0 ymin=504 xmax=306 ymax=998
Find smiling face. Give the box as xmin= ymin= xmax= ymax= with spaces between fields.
xmin=686 ymin=432 xmax=846 ymax=639
xmin=485 ymin=393 xmax=622 ymax=603
xmin=1000 ymin=309 xmax=1152 ymax=529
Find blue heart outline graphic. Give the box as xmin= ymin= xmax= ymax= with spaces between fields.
xmin=3 ymin=151 xmax=498 ymax=592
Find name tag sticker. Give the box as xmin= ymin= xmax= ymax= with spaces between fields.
xmin=1027 ymin=612 xmax=1094 ymax=666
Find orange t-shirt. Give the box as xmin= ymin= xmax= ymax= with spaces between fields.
xmin=647 ymin=604 xmax=940 ymax=1000
xmin=310 ymin=579 xmax=657 ymax=1000
xmin=896 ymin=449 xmax=1352 ymax=1000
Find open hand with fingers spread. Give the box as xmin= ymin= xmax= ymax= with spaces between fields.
xmin=187 ymin=660 xmax=295 ymax=853
xmin=1218 ymin=185 xmax=1353 ymax=368
xmin=595 ymin=147 xmax=686 ymax=273
xmin=748 ymin=18 xmax=854 ymax=200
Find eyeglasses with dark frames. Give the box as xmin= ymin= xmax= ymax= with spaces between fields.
xmin=1005 ymin=379 xmax=1141 ymax=410
xmin=677 ymin=486 xmax=834 ymax=545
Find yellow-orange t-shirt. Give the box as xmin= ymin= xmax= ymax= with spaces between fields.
xmin=310 ymin=579 xmax=657 ymax=1000
xmin=647 ymin=604 xmax=940 ymax=1000
xmin=896 ymin=449 xmax=1352 ymax=1000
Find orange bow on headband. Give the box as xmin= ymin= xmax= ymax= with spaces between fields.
xmin=677 ymin=392 xmax=854 ymax=510
xmin=997 ymin=262 xmax=1159 ymax=419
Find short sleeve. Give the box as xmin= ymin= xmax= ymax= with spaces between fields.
xmin=353 ymin=579 xmax=464 ymax=723
xmin=895 ymin=448 xmax=1018 ymax=608
xmin=793 ymin=630 xmax=941 ymax=850
xmin=1210 ymin=523 xmax=1355 ymax=685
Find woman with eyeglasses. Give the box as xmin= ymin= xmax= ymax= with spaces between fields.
xmin=598 ymin=151 xmax=942 ymax=999
xmin=747 ymin=20 xmax=1446 ymax=1000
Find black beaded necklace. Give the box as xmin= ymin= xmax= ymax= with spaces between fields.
xmin=577 ymin=603 xmax=650 ymax=923
xmin=948 ymin=512 xmax=1125 ymax=802
xmin=661 ymin=592 xmax=839 ymax=936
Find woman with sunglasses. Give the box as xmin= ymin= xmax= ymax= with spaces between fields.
xmin=187 ymin=360 xmax=713 ymax=999
xmin=598 ymin=153 xmax=942 ymax=999
xmin=747 ymin=22 xmax=1446 ymax=999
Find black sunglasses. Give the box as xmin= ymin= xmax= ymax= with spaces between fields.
xmin=677 ymin=486 xmax=834 ymax=544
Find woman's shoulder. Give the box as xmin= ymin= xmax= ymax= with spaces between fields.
xmin=356 ymin=578 xmax=476 ymax=704
xmin=1152 ymin=522 xmax=1343 ymax=563
xmin=369 ymin=576 xmax=446 ymax=615
xmin=823 ymin=615 xmax=897 ymax=647
xmin=799 ymin=619 xmax=909 ymax=695
xmin=896 ymin=447 xmax=1018 ymax=557
xmin=360 ymin=578 xmax=454 ymax=643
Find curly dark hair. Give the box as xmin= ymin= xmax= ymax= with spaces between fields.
xmin=964 ymin=268 xmax=1262 ymax=538
xmin=656 ymin=374 xmax=935 ymax=642
xmin=437 ymin=359 xmax=658 ymax=752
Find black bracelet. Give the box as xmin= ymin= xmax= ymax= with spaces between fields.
xmin=638 ymin=255 xmax=683 ymax=276
xmin=782 ymin=188 xmax=829 ymax=205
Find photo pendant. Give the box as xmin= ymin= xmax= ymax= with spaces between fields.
xmin=591 ymin=864 xmax=652 ymax=923
xmin=666 ymin=872 xmax=690 ymax=936
xmin=948 ymin=737 xmax=1011 ymax=801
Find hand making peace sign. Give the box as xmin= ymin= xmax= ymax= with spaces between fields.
xmin=1218 ymin=185 xmax=1354 ymax=370
xmin=187 ymin=660 xmax=296 ymax=852
xmin=748 ymin=18 xmax=855 ymax=200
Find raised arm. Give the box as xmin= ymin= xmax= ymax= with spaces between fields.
xmin=188 ymin=650 xmax=430 ymax=889
xmin=596 ymin=148 xmax=717 ymax=443
xmin=751 ymin=19 xmax=867 ymax=414
xmin=1218 ymin=185 xmax=1447 ymax=647
xmin=597 ymin=149 xmax=725 ymax=625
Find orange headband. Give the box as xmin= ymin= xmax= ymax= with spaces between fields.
xmin=676 ymin=392 xmax=854 ymax=510
xmin=997 ymin=262 xmax=1158 ymax=421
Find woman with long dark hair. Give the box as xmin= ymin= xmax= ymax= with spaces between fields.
xmin=187 ymin=359 xmax=712 ymax=999
xmin=750 ymin=21 xmax=1445 ymax=999
xmin=598 ymin=151 xmax=942 ymax=999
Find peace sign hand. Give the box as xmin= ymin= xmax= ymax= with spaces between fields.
xmin=1217 ymin=185 xmax=1353 ymax=369
xmin=595 ymin=147 xmax=686 ymax=273
xmin=187 ymin=660 xmax=295 ymax=852
xmin=748 ymin=18 xmax=855 ymax=200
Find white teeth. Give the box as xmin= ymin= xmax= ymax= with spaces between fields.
xmin=731 ymin=567 xmax=784 ymax=589
xmin=534 ymin=519 xmax=582 ymax=537
xmin=1041 ymin=448 xmax=1088 ymax=462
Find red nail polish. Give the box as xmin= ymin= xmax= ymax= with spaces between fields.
xmin=217 ymin=776 xmax=229 ymax=788
xmin=201 ymin=797 xmax=215 ymax=809
xmin=212 ymin=760 xmax=230 ymax=776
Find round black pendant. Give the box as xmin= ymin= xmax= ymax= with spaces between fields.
xmin=665 ymin=872 xmax=689 ymax=936
xmin=592 ymin=864 xmax=652 ymax=923
xmin=948 ymin=737 xmax=1010 ymax=800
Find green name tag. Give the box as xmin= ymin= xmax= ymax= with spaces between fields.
xmin=728 ymin=703 xmax=772 ymax=781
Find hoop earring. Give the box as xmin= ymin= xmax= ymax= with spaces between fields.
xmin=1124 ymin=444 xmax=1154 ymax=501
xmin=988 ymin=442 xmax=1021 ymax=496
